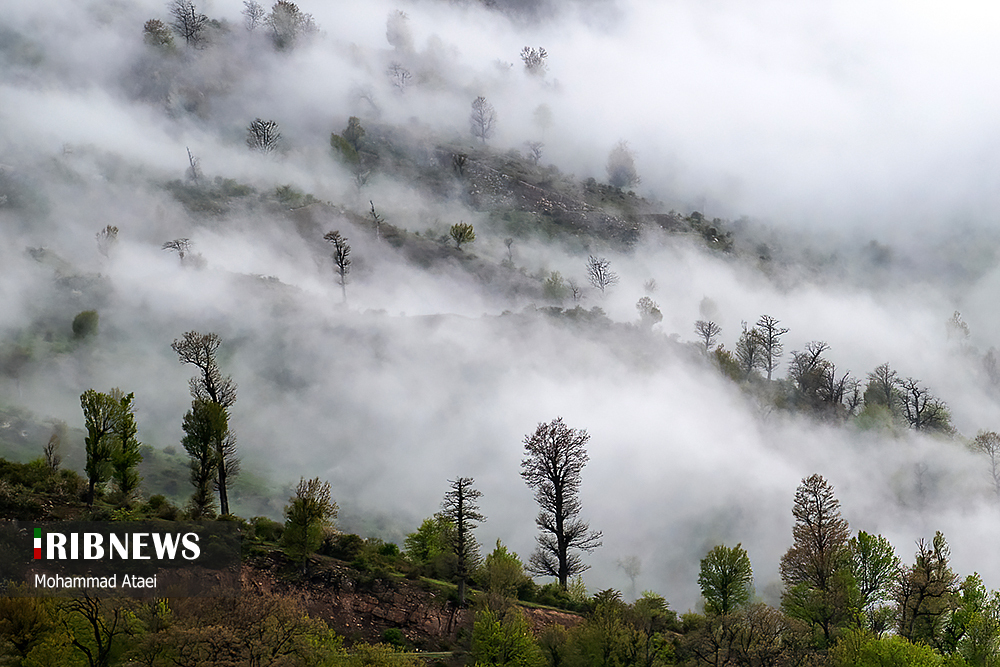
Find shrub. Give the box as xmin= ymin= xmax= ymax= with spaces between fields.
xmin=72 ymin=310 xmax=99 ymax=339
xmin=251 ymin=516 xmax=284 ymax=542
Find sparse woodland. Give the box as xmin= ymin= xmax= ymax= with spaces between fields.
xmin=2 ymin=0 xmax=1000 ymax=665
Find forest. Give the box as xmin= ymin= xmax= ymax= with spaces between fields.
xmin=2 ymin=0 xmax=1000 ymax=665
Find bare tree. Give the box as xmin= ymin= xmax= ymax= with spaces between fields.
xmin=44 ymin=431 xmax=62 ymax=471
xmin=246 ymin=118 xmax=281 ymax=153
xmin=756 ymin=315 xmax=789 ymax=381
xmin=521 ymin=417 xmax=603 ymax=589
xmin=438 ymin=477 xmax=485 ymax=606
xmin=470 ymin=96 xmax=497 ymax=144
xmin=898 ymin=377 xmax=952 ymax=432
xmin=162 ymin=238 xmax=191 ymax=262
xmin=452 ymin=152 xmax=467 ymax=177
xmin=323 ymin=230 xmax=351 ymax=303
xmin=617 ymin=555 xmax=642 ymax=599
xmin=242 ymin=0 xmax=265 ymax=31
xmin=185 ymin=147 xmax=201 ymax=183
xmin=525 ymin=141 xmax=543 ymax=165
xmin=96 ymin=225 xmax=119 ymax=258
xmin=865 ymin=363 xmax=899 ymax=410
xmin=694 ymin=320 xmax=722 ymax=352
xmin=971 ymin=431 xmax=1000 ymax=502
xmin=172 ymin=331 xmax=238 ymax=514
xmin=636 ymin=296 xmax=662 ymax=329
xmin=735 ymin=322 xmax=765 ymax=379
xmin=520 ymin=46 xmax=548 ymax=75
xmin=586 ymin=255 xmax=618 ymax=295
xmin=170 ymin=0 xmax=209 ymax=47
xmin=266 ymin=0 xmax=316 ymax=50
xmin=607 ymin=140 xmax=640 ymax=189
xmin=567 ymin=279 xmax=583 ymax=303
xmin=387 ymin=62 xmax=411 ymax=92
xmin=504 ymin=237 xmax=514 ymax=263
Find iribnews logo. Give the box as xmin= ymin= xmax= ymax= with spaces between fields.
xmin=32 ymin=528 xmax=201 ymax=561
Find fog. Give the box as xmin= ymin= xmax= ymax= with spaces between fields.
xmin=2 ymin=0 xmax=1000 ymax=612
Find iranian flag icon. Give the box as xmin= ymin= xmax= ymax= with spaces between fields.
xmin=34 ymin=528 xmax=41 ymax=559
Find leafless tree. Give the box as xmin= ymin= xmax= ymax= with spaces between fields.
xmin=971 ymin=431 xmax=1000 ymax=502
xmin=452 ymin=152 xmax=467 ymax=177
xmin=617 ymin=555 xmax=642 ymax=599
xmin=96 ymin=225 xmax=119 ymax=258
xmin=694 ymin=320 xmax=722 ymax=352
xmin=898 ymin=377 xmax=952 ymax=432
xmin=756 ymin=315 xmax=789 ymax=381
xmin=567 ymin=279 xmax=583 ymax=303
xmin=170 ymin=0 xmax=209 ymax=47
xmin=525 ymin=141 xmax=543 ymax=165
xmin=865 ymin=363 xmax=899 ymax=410
xmin=387 ymin=62 xmax=411 ymax=92
xmin=242 ymin=0 xmax=265 ymax=31
xmin=607 ymin=140 xmax=640 ymax=189
xmin=586 ymin=255 xmax=618 ymax=295
xmin=521 ymin=417 xmax=602 ymax=589
xmin=520 ymin=46 xmax=548 ymax=75
xmin=44 ymin=432 xmax=61 ymax=471
xmin=266 ymin=0 xmax=316 ymax=50
xmin=504 ymin=237 xmax=514 ymax=263
xmin=470 ymin=96 xmax=497 ymax=144
xmin=246 ymin=118 xmax=281 ymax=153
xmin=369 ymin=201 xmax=384 ymax=241
xmin=735 ymin=322 xmax=765 ymax=379
xmin=162 ymin=238 xmax=191 ymax=262
xmin=323 ymin=230 xmax=351 ymax=303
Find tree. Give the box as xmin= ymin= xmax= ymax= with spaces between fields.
xmin=788 ymin=341 xmax=857 ymax=415
xmin=185 ymin=147 xmax=201 ymax=183
xmin=526 ymin=141 xmax=544 ymax=165
xmin=898 ymin=377 xmax=952 ymax=432
xmin=472 ymin=606 xmax=542 ymax=667
xmin=242 ymin=0 xmax=265 ymax=31
xmin=734 ymin=322 xmax=764 ymax=379
xmin=72 ymin=310 xmax=99 ymax=339
xmin=521 ymin=417 xmax=603 ymax=589
xmin=172 ymin=331 xmax=238 ymax=514
xmin=342 ymin=116 xmax=366 ymax=151
xmin=780 ymin=473 xmax=852 ymax=645
xmin=109 ymin=389 xmax=142 ymax=506
xmin=169 ymin=0 xmax=208 ymax=47
xmin=694 ymin=320 xmax=721 ymax=353
xmin=386 ymin=10 xmax=413 ymax=52
xmin=323 ymin=230 xmax=351 ymax=303
xmin=606 ymin=141 xmax=639 ymax=189
xmin=897 ymin=531 xmax=959 ymax=650
xmin=699 ymin=544 xmax=754 ymax=616
xmin=369 ymin=201 xmax=384 ymax=241
xmin=520 ymin=46 xmax=548 ymax=76
xmin=387 ymin=62 xmax=412 ymax=92
xmin=283 ymin=477 xmax=338 ymax=572
xmin=181 ymin=399 xmax=226 ymax=518
xmin=438 ymin=477 xmax=485 ymax=606
xmin=971 ymin=431 xmax=1000 ymax=502
xmin=450 ymin=222 xmax=476 ymax=249
xmin=80 ymin=389 xmax=118 ymax=507
xmin=404 ymin=516 xmax=452 ymax=570
xmin=849 ymin=531 xmax=901 ymax=636
xmin=95 ymin=225 xmax=118 ymax=259
xmin=143 ymin=19 xmax=175 ymax=49
xmin=756 ymin=315 xmax=789 ymax=381
xmin=266 ymin=0 xmax=316 ymax=49
xmin=635 ymin=297 xmax=662 ymax=329
xmin=586 ymin=256 xmax=618 ymax=295
xmin=865 ymin=363 xmax=899 ymax=410
xmin=470 ymin=96 xmax=497 ymax=144
xmin=246 ymin=118 xmax=281 ymax=153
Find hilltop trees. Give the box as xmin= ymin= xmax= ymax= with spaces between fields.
xmin=172 ymin=331 xmax=238 ymax=515
xmin=266 ymin=1 xmax=316 ymax=50
xmin=438 ymin=477 xmax=485 ymax=606
xmin=521 ymin=417 xmax=603 ymax=589
xmin=170 ymin=0 xmax=208 ymax=48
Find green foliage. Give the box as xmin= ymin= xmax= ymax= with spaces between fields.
xmin=898 ymin=531 xmax=960 ymax=651
xmin=250 ymin=515 xmax=284 ymax=542
xmin=404 ymin=516 xmax=453 ymax=567
xmin=830 ymin=628 xmax=945 ymax=667
xmin=478 ymin=540 xmax=532 ymax=603
xmin=71 ymin=310 xmax=99 ymax=339
xmin=108 ymin=389 xmax=142 ymax=506
xmin=699 ymin=543 xmax=754 ymax=615
xmin=164 ymin=178 xmax=255 ymax=215
xmin=849 ymin=531 xmax=901 ymax=635
xmin=320 ymin=532 xmax=365 ymax=561
xmin=331 ymin=133 xmax=360 ymax=164
xmin=343 ymin=116 xmax=366 ymax=151
xmin=181 ymin=399 xmax=226 ymax=519
xmin=450 ymin=222 xmax=476 ymax=249
xmin=80 ymin=389 xmax=118 ymax=507
xmin=472 ymin=607 xmax=543 ymax=667
xmin=712 ymin=345 xmax=742 ymax=382
xmin=282 ymin=477 xmax=338 ymax=570
xmin=274 ymin=184 xmax=319 ymax=208
xmin=143 ymin=18 xmax=175 ymax=50
xmin=381 ymin=627 xmax=406 ymax=648
xmin=543 ymin=272 xmax=568 ymax=302
xmin=342 ymin=642 xmax=422 ymax=667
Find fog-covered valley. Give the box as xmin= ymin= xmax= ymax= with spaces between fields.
xmin=3 ymin=0 xmax=1000 ymax=618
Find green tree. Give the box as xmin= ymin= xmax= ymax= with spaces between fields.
xmin=897 ymin=531 xmax=959 ymax=651
xmin=283 ymin=477 xmax=338 ymax=572
xmin=438 ymin=477 xmax=485 ymax=606
xmin=473 ymin=606 xmax=543 ymax=667
xmin=849 ymin=531 xmax=901 ymax=636
xmin=108 ymin=389 xmax=142 ymax=507
xmin=403 ymin=516 xmax=452 ymax=569
xmin=80 ymin=389 xmax=118 ymax=508
xmin=780 ymin=473 xmax=852 ymax=646
xmin=698 ymin=543 xmax=754 ymax=616
xmin=735 ymin=322 xmax=764 ymax=379
xmin=72 ymin=310 xmax=99 ymax=339
xmin=521 ymin=417 xmax=603 ymax=589
xmin=450 ymin=222 xmax=476 ymax=250
xmin=181 ymin=399 xmax=227 ymax=518
xmin=830 ymin=628 xmax=945 ymax=667
xmin=342 ymin=116 xmax=366 ymax=151
xmin=0 ymin=594 xmax=56 ymax=661
xmin=479 ymin=540 xmax=532 ymax=607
